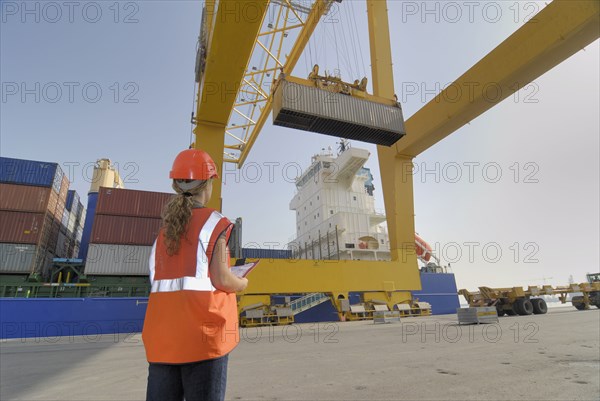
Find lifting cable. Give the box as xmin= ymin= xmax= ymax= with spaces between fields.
xmin=338 ymin=5 xmax=355 ymax=79
xmin=189 ymin=41 xmax=199 ymax=147
xmin=305 ymin=1 xmax=367 ymax=83
xmin=331 ymin=11 xmax=341 ymax=74
xmin=189 ymin=90 xmax=195 ymax=146
xmin=321 ymin=17 xmax=327 ymax=70
xmin=349 ymin=0 xmax=367 ymax=80
xmin=342 ymin=3 xmax=359 ymax=79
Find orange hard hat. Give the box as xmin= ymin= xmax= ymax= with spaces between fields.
xmin=169 ymin=149 xmax=219 ymax=180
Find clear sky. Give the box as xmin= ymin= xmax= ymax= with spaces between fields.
xmin=1 ymin=1 xmax=598 ymax=291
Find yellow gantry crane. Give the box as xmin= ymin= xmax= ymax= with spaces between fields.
xmin=191 ymin=0 xmax=599 ymax=318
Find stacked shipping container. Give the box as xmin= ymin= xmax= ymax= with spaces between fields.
xmin=0 ymin=157 xmax=86 ymax=277
xmin=241 ymin=248 xmax=292 ymax=259
xmin=84 ymin=187 xmax=172 ymax=276
xmin=64 ymin=190 xmax=85 ymax=259
xmin=0 ymin=157 xmax=72 ymax=276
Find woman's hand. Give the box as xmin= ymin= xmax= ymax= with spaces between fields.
xmin=238 ymin=277 xmax=249 ymax=292
xmin=209 ymin=237 xmax=249 ymax=293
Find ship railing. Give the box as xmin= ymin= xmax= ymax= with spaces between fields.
xmin=328 ymin=205 xmax=386 ymax=216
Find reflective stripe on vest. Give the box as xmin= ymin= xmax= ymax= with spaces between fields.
xmin=149 ymin=240 xmax=157 ymax=284
xmin=149 ymin=211 xmax=224 ymax=293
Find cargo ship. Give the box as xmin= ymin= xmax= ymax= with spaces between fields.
xmin=284 ymin=141 xmax=459 ymax=321
xmin=0 ymin=151 xmax=458 ymax=339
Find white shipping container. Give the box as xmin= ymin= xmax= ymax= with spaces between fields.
xmin=72 ymin=244 xmax=80 ymax=259
xmin=273 ymin=79 xmax=405 ymax=146
xmin=0 ymin=243 xmax=35 ymax=273
xmin=75 ymin=207 xmax=86 ymax=230
xmin=56 ymin=231 xmax=69 ymax=258
xmin=0 ymin=243 xmax=53 ymax=274
xmin=67 ymin=211 xmax=77 ymax=233
xmin=61 ymin=208 xmax=69 ymax=228
xmin=84 ymin=244 xmax=152 ymax=276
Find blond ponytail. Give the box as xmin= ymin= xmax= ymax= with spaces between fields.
xmin=162 ymin=180 xmax=208 ymax=255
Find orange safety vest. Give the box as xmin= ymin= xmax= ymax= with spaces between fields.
xmin=142 ymin=208 xmax=239 ymax=364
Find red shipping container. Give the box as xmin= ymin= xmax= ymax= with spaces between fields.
xmin=47 ymin=190 xmax=58 ymax=217
xmin=0 ymin=183 xmax=51 ymax=213
xmin=0 ymin=211 xmax=46 ymax=244
xmin=58 ymin=174 xmax=69 ymax=202
xmin=90 ymin=215 xmax=163 ymax=246
xmin=96 ymin=187 xmax=173 ymax=218
xmin=36 ymin=213 xmax=55 ymax=249
xmin=53 ymin=197 xmax=66 ymax=221
xmin=38 ymin=218 xmax=61 ymax=254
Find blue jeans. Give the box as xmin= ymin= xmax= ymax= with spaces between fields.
xmin=146 ymin=354 xmax=228 ymax=401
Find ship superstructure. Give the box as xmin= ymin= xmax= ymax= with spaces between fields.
xmin=288 ymin=141 xmax=390 ymax=261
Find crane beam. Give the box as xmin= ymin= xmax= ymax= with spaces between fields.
xmin=240 ymin=258 xmax=420 ymax=294
xmin=395 ymin=0 xmax=600 ymax=158
xmin=195 ymin=0 xmax=270 ymax=125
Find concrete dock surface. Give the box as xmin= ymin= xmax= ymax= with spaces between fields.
xmin=1 ymin=306 xmax=598 ymax=401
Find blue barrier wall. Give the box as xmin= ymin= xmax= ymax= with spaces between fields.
xmin=412 ymin=272 xmax=460 ymax=315
xmin=0 ymin=297 xmax=148 ymax=339
xmin=294 ymin=300 xmax=339 ymax=323
xmin=0 ymin=274 xmax=459 ymax=340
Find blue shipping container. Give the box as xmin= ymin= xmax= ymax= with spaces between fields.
xmin=66 ymin=190 xmax=80 ymax=212
xmin=66 ymin=190 xmax=75 ymax=211
xmin=78 ymin=192 xmax=98 ymax=261
xmin=242 ymin=248 xmax=292 ymax=259
xmin=52 ymin=164 xmax=64 ymax=193
xmin=0 ymin=157 xmax=59 ymax=188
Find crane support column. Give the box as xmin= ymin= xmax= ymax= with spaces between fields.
xmin=194 ymin=0 xmax=269 ymax=210
xmin=367 ymin=0 xmax=419 ymax=271
xmin=194 ymin=122 xmax=226 ymax=210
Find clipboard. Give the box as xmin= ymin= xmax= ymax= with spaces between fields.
xmin=231 ymin=260 xmax=259 ymax=278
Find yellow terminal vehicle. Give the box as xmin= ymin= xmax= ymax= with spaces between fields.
xmin=460 ymin=274 xmax=600 ymax=316
xmin=566 ymin=273 xmax=600 ymax=311
xmin=460 ymin=286 xmax=552 ymax=317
